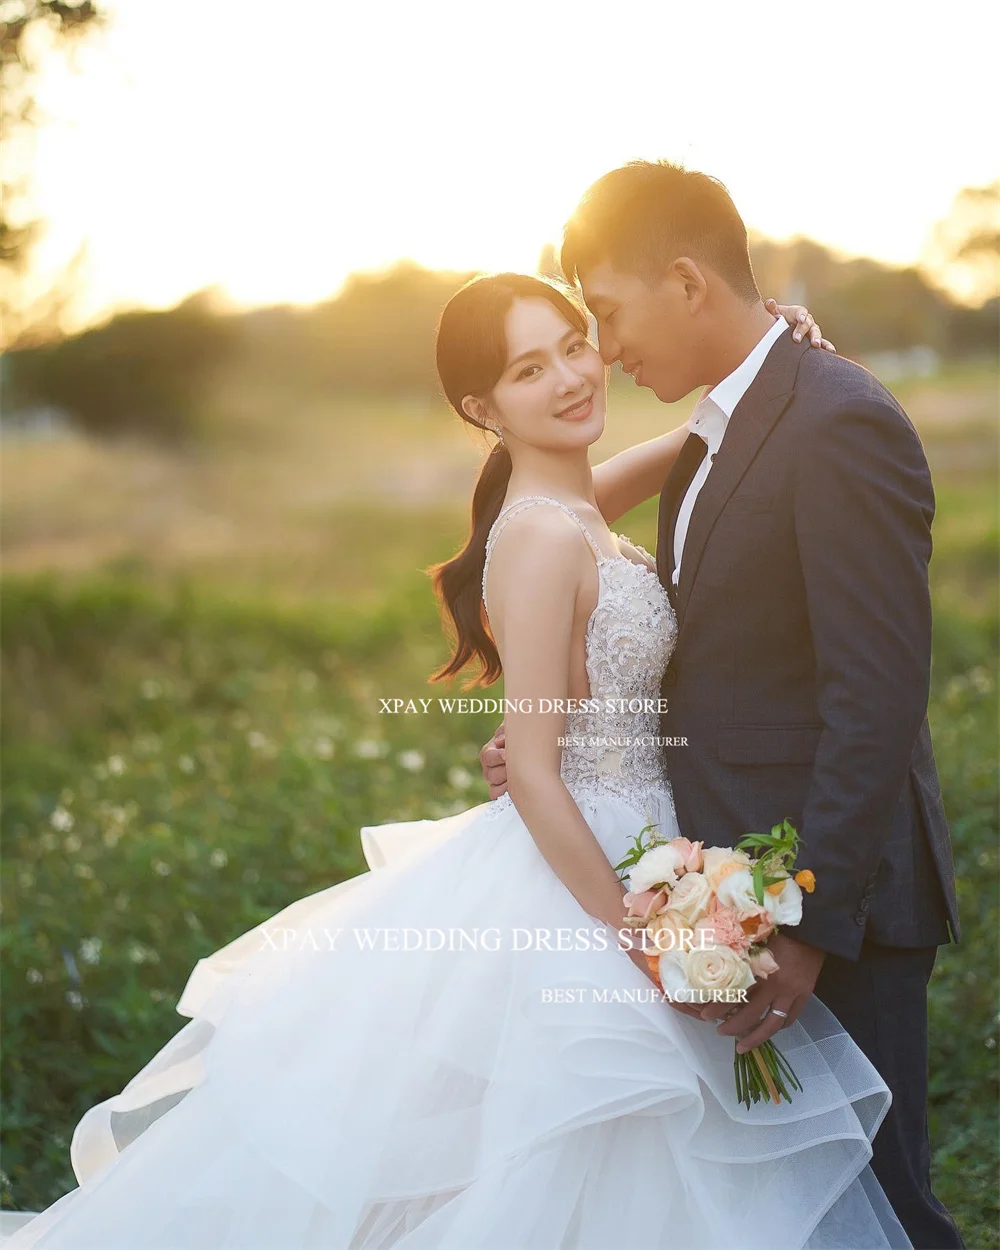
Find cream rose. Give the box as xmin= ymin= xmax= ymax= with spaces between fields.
xmin=701 ymin=846 xmax=752 ymax=891
xmin=658 ymin=947 xmax=755 ymax=1002
xmin=666 ymin=870 xmax=712 ymax=924
xmin=647 ymin=908 xmax=698 ymax=952
xmin=686 ymin=946 xmax=756 ymax=996
xmin=628 ymin=843 xmax=685 ymax=894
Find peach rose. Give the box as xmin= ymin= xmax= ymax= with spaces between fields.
xmin=701 ymin=847 xmax=753 ymax=891
xmin=623 ymin=887 xmax=669 ymax=924
xmin=647 ymin=908 xmax=698 ymax=952
xmin=748 ymin=948 xmax=780 ymax=979
xmin=665 ymin=836 xmax=704 ymax=874
xmin=740 ymin=908 xmax=775 ymax=944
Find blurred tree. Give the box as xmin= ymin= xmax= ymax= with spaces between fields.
xmin=750 ymin=235 xmax=963 ymax=358
xmin=299 ymin=261 xmax=475 ymax=393
xmin=5 ymin=290 xmax=241 ymax=443
xmin=923 ymin=182 xmax=1000 ymax=307
xmin=6 ymin=245 xmax=995 ymax=447
xmin=0 ymin=0 xmax=106 ymax=346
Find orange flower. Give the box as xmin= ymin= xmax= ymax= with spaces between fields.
xmin=795 ymin=869 xmax=816 ymax=894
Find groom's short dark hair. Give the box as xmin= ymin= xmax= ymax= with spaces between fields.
xmin=560 ymin=160 xmax=760 ymax=303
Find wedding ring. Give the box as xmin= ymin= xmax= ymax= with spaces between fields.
xmin=768 ymin=1007 xmax=789 ymax=1019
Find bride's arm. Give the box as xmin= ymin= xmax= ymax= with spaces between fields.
xmin=593 ymin=424 xmax=689 ymax=526
xmin=485 ymin=509 xmax=643 ymax=951
xmin=592 ymin=302 xmax=836 ymax=525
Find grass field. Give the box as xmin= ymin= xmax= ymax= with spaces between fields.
xmin=1 ymin=366 xmax=997 ymax=1242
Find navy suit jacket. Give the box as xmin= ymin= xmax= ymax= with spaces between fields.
xmin=657 ymin=328 xmax=960 ymax=961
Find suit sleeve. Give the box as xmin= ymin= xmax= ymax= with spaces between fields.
xmin=792 ymin=397 xmax=935 ymax=960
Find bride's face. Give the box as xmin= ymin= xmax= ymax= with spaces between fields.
xmin=485 ymin=298 xmax=607 ymax=451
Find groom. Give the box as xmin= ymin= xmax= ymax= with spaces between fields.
xmin=479 ymin=161 xmax=963 ymax=1249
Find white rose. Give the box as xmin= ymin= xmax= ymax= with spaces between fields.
xmin=701 ymin=846 xmax=752 ymax=890
xmin=666 ymin=871 xmax=712 ymax=924
xmin=658 ymin=950 xmax=696 ymax=1000
xmin=629 ymin=843 xmax=685 ymax=894
xmin=763 ymin=877 xmax=803 ymax=926
xmin=715 ymin=867 xmax=761 ymax=918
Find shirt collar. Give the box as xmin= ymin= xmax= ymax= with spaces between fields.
xmin=705 ymin=315 xmax=789 ymax=418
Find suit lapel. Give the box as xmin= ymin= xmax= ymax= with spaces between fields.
xmin=674 ymin=331 xmax=808 ymax=624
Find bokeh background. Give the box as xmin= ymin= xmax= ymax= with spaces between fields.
xmin=1 ymin=0 xmax=997 ymax=1241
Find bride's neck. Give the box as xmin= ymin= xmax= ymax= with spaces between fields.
xmin=504 ymin=448 xmax=597 ymax=510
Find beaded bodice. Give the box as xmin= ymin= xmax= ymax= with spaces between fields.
xmin=481 ymin=495 xmax=678 ymax=820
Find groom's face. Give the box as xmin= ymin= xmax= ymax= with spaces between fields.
xmin=579 ymin=260 xmax=699 ymax=403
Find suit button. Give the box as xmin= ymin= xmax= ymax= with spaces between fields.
xmin=663 ymin=664 xmax=677 ymax=687
xmin=854 ymin=912 xmax=867 ymax=926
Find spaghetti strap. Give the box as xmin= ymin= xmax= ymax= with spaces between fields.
xmin=481 ymin=495 xmax=605 ymax=615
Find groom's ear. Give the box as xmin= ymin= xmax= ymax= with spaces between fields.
xmin=672 ymin=257 xmax=709 ymax=315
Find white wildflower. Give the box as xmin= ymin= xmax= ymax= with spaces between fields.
xmin=50 ymin=806 xmax=74 ymax=833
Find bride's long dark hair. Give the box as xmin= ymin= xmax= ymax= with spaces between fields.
xmin=428 ymin=273 xmax=590 ymax=688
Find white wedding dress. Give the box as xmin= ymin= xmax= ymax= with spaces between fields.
xmin=6 ymin=495 xmax=911 ymax=1250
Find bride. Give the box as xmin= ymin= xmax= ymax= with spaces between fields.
xmin=5 ymin=276 xmax=910 ymax=1250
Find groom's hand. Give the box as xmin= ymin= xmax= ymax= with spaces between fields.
xmin=479 ymin=722 xmax=508 ymax=798
xmin=701 ymin=932 xmax=826 ymax=1052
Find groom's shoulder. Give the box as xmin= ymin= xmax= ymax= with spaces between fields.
xmin=789 ymin=346 xmax=920 ymax=442
xmin=793 ymin=346 xmax=905 ymax=419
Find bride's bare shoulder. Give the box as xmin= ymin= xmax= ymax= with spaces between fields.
xmin=489 ymin=504 xmax=591 ymax=560
xmin=485 ymin=506 xmax=594 ymax=600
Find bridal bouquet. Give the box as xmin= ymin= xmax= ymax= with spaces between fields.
xmin=613 ymin=819 xmax=816 ymax=1108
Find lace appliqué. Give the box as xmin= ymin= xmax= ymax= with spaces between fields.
xmin=480 ymin=497 xmax=679 ymax=822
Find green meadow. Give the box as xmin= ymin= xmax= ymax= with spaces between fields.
xmin=1 ymin=367 xmax=997 ymax=1243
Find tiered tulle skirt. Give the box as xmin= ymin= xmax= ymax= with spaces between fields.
xmin=6 ymin=788 xmax=910 ymax=1248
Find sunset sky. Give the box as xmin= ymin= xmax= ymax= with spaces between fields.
xmin=22 ymin=0 xmax=1000 ymax=328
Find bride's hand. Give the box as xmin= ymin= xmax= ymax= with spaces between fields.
xmin=765 ymin=298 xmax=836 ymax=352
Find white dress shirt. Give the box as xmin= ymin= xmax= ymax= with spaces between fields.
xmin=672 ymin=316 xmax=790 ymax=586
